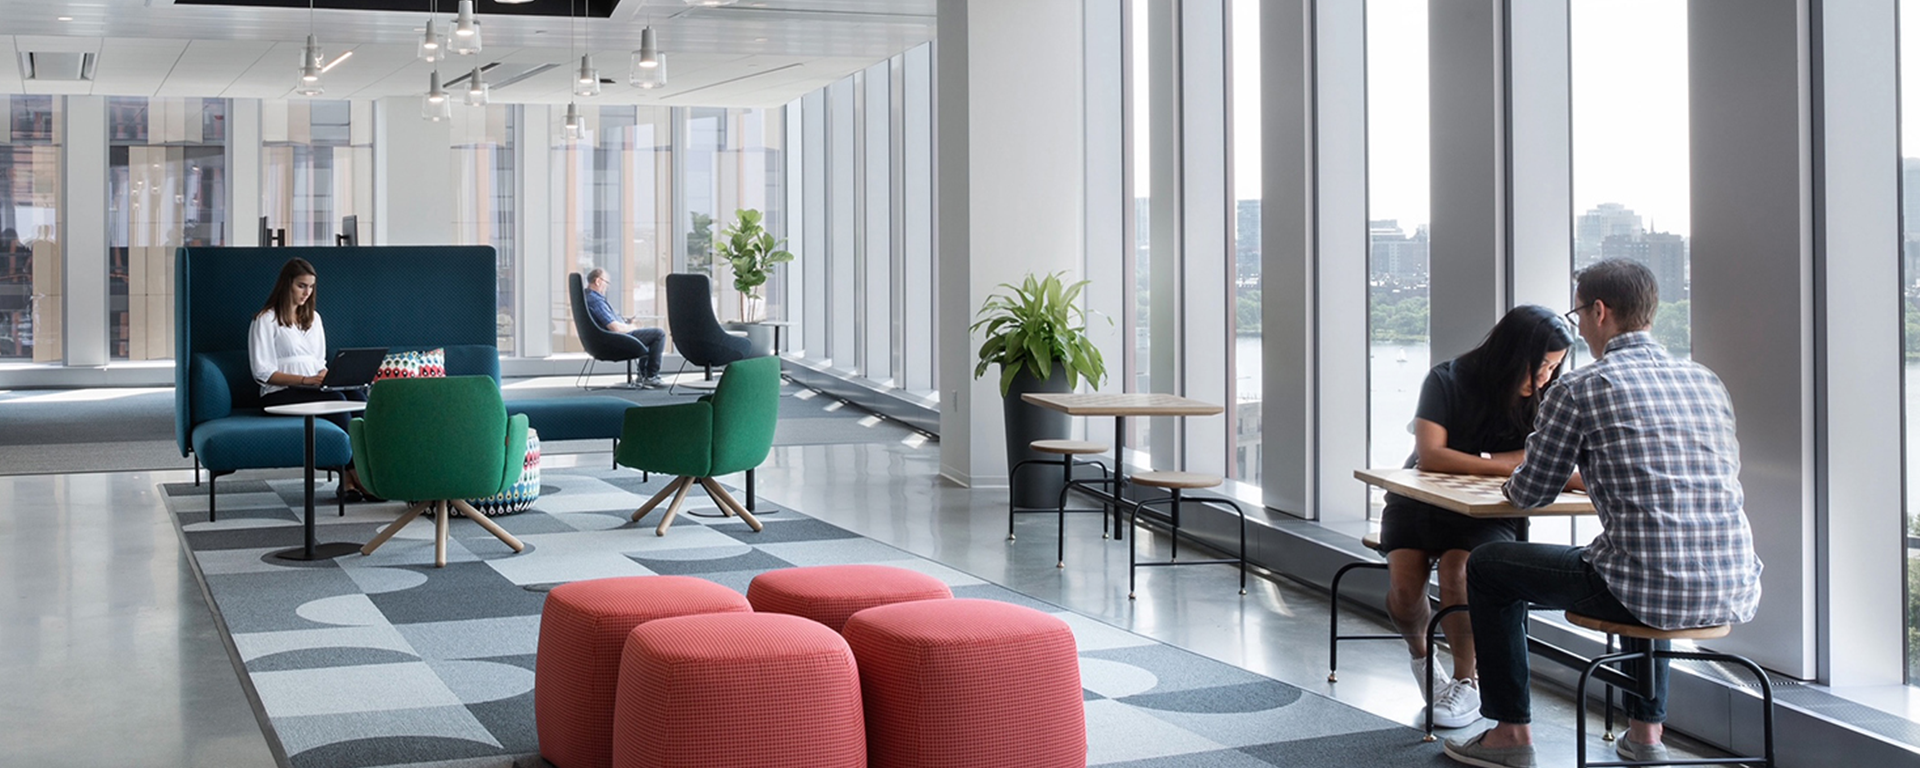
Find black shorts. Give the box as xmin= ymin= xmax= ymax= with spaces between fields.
xmin=1378 ymin=492 xmax=1522 ymax=554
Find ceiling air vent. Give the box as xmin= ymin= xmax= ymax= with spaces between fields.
xmin=19 ymin=52 xmax=97 ymax=81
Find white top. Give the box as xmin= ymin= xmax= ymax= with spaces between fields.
xmin=263 ymin=401 xmax=367 ymax=418
xmin=249 ymin=310 xmax=327 ymax=397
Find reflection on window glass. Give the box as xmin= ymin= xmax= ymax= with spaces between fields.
xmin=1899 ymin=0 xmax=1920 ymax=685
xmin=109 ymin=97 xmax=229 ymax=361
xmin=0 ymin=96 xmax=63 ymax=361
xmin=263 ymin=100 xmax=370 ymax=247
xmin=1571 ymin=0 xmax=1690 ymax=361
xmin=551 ymin=105 xmax=668 ymax=355
xmin=1231 ymin=0 xmax=1262 ymax=484
xmin=1366 ymin=0 xmax=1431 ymax=484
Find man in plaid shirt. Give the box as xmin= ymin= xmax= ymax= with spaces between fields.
xmin=1443 ymin=260 xmax=1763 ymax=768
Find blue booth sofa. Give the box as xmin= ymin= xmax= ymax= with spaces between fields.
xmin=175 ymin=246 xmax=633 ymax=515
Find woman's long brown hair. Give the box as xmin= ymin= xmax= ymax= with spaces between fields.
xmin=259 ymin=257 xmax=317 ymax=330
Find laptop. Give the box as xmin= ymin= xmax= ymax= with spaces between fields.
xmin=301 ymin=347 xmax=388 ymax=392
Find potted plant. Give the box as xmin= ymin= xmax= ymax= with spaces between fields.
xmin=971 ymin=272 xmax=1108 ymax=509
xmin=715 ymin=208 xmax=793 ymax=355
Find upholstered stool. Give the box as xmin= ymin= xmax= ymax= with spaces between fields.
xmin=1126 ymin=471 xmax=1248 ymax=599
xmin=612 ymin=612 xmax=865 ymax=768
xmin=747 ymin=564 xmax=953 ymax=633
xmin=1008 ymin=439 xmax=1115 ymax=568
xmin=843 ymin=598 xmax=1084 ymax=768
xmin=1564 ymin=612 xmax=1775 ymax=768
xmin=535 ymin=576 xmax=752 ymax=768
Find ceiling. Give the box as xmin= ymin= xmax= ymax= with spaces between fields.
xmin=0 ymin=0 xmax=935 ymax=108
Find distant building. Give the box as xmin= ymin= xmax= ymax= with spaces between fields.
xmin=1369 ymin=220 xmax=1428 ymax=283
xmin=1600 ymin=231 xmax=1688 ymax=301
xmin=1576 ymin=203 xmax=1644 ymax=268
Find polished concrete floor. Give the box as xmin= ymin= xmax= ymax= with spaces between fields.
xmin=1 ymin=440 xmax=1718 ymax=767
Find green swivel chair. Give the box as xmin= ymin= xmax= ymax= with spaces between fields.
xmin=351 ymin=375 xmax=530 ymax=567
xmin=617 ymin=355 xmax=780 ymax=536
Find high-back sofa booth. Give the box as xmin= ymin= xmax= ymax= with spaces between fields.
xmin=175 ymin=246 xmax=632 ymax=505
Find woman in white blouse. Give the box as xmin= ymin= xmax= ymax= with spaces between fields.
xmin=249 ymin=257 xmax=376 ymax=501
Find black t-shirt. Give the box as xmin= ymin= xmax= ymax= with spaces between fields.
xmin=1400 ymin=359 xmax=1530 ymax=469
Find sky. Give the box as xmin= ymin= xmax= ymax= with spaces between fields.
xmin=1220 ymin=0 xmax=1695 ymax=238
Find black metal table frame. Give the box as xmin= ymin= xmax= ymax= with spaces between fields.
xmin=268 ymin=404 xmax=364 ymax=562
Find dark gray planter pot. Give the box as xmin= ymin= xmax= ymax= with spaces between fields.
xmin=1002 ymin=362 xmax=1073 ymax=509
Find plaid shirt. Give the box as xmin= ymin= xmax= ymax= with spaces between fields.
xmin=1504 ymin=332 xmax=1763 ymax=629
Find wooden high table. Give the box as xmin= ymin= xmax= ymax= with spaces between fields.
xmin=1021 ymin=393 xmax=1224 ymax=539
xmin=1352 ymin=467 xmax=1593 ymax=520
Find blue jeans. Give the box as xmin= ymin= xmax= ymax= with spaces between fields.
xmin=1466 ymin=541 xmax=1669 ymax=725
xmin=626 ymin=327 xmax=666 ymax=377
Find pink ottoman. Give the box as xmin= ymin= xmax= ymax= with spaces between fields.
xmin=746 ymin=564 xmax=953 ymax=633
xmin=843 ymin=598 xmax=1085 ymax=768
xmin=536 ymin=576 xmax=752 ymax=768
xmin=612 ymin=612 xmax=866 ymax=768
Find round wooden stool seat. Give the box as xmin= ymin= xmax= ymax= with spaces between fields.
xmin=1564 ymin=612 xmax=1731 ymax=641
xmin=1030 ymin=439 xmax=1109 ymax=455
xmin=1129 ymin=470 xmax=1222 ymax=490
xmin=1362 ymin=534 xmax=1384 ymax=551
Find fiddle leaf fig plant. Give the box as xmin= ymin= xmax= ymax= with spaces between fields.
xmin=970 ymin=272 xmax=1108 ymax=396
xmin=715 ymin=208 xmax=794 ymax=323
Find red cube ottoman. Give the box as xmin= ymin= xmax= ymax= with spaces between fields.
xmin=612 ymin=612 xmax=867 ymax=768
xmin=843 ymin=598 xmax=1085 ymax=768
xmin=747 ymin=564 xmax=954 ymax=633
xmin=535 ymin=575 xmax=752 ymax=768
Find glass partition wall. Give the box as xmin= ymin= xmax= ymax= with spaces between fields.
xmin=0 ymin=96 xmax=63 ymax=362
xmin=108 ymin=97 xmax=228 ymax=361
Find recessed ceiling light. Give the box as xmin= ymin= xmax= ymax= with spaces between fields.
xmin=56 ymin=16 xmax=73 ymax=21
xmin=754 ymin=37 xmax=768 ymax=42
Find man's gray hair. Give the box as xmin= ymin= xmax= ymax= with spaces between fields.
xmin=585 ymin=267 xmax=607 ymax=285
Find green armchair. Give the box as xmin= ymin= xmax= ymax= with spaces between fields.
xmin=351 ymin=375 xmax=530 ymax=567
xmin=617 ymin=355 xmax=781 ymax=536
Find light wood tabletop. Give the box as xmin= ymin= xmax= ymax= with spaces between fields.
xmin=1353 ymin=467 xmax=1593 ymax=517
xmin=1021 ymin=392 xmax=1224 ymax=417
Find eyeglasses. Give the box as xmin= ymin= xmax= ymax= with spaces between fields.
xmin=1564 ymin=303 xmax=1593 ymax=328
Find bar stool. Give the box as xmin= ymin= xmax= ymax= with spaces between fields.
xmin=1125 ymin=471 xmax=1247 ymax=599
xmin=1007 ymin=439 xmax=1115 ymax=568
xmin=1564 ymin=612 xmax=1775 ymax=768
xmin=1326 ymin=536 xmax=1393 ymax=683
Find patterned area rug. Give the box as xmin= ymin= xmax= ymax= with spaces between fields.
xmin=159 ymin=470 xmax=1445 ymax=768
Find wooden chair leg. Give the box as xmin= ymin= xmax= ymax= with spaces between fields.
xmin=451 ymin=499 xmax=525 ymax=552
xmin=697 ymin=478 xmax=763 ymax=532
xmin=655 ymin=479 xmax=695 ymax=536
xmin=434 ymin=500 xmax=450 ymax=568
xmin=631 ymin=477 xmax=689 ymax=522
xmin=361 ymin=501 xmax=433 ymax=555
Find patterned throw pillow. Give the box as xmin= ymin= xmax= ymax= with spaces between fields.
xmin=468 ymin=428 xmax=542 ymax=516
xmin=373 ymin=348 xmax=447 ymax=381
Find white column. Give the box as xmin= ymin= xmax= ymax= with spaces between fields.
xmin=936 ymin=0 xmax=1086 ymax=487
xmin=519 ymin=104 xmax=553 ymax=359
xmin=1813 ymin=0 xmax=1903 ymax=688
xmin=62 ymin=96 xmax=108 ymax=368
xmin=1427 ymin=0 xmax=1507 ymax=362
xmin=1146 ymin=0 xmax=1181 ymax=467
xmin=373 ymin=96 xmax=454 ymax=245
xmin=1688 ymin=0 xmax=1813 ymax=678
xmin=228 ymin=99 xmax=262 ymax=247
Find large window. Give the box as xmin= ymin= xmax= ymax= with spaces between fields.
xmin=263 ymin=100 xmax=371 ymax=247
xmin=108 ymin=97 xmax=228 ymax=361
xmin=0 ymin=96 xmax=62 ymax=362
xmin=1230 ymin=0 xmax=1262 ymax=483
xmin=449 ymin=105 xmax=516 ymax=354
xmin=1128 ymin=0 xmax=1154 ymax=451
xmin=1900 ymin=0 xmax=1920 ymax=685
xmin=1365 ymin=0 xmax=1431 ymax=474
xmin=549 ymin=105 xmax=671 ymax=355
xmin=1570 ymin=0 xmax=1690 ymax=358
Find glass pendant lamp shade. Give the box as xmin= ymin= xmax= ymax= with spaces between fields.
xmin=418 ymin=18 xmax=445 ymax=63
xmin=563 ymin=102 xmax=583 ymax=141
xmin=452 ymin=0 xmax=482 ymax=54
xmin=465 ymin=66 xmax=489 ymax=106
xmin=629 ymin=27 xmax=666 ymax=89
xmin=295 ymin=35 xmax=325 ymax=96
xmin=575 ymin=54 xmax=601 ymax=97
xmin=451 ymin=22 xmax=483 ymax=55
xmin=422 ymin=70 xmax=452 ymax=121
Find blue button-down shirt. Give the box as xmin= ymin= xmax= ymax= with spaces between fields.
xmin=1504 ymin=331 xmax=1763 ymax=630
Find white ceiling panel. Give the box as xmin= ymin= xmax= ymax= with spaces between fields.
xmin=0 ymin=0 xmax=933 ymax=107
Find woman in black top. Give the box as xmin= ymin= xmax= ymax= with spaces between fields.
xmin=1380 ymin=304 xmax=1577 ymax=727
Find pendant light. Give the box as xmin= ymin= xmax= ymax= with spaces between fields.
xmin=422 ymin=70 xmax=452 ymax=121
xmin=575 ymin=54 xmax=601 ymax=97
xmin=563 ymin=102 xmax=583 ymax=141
xmin=418 ymin=1 xmax=445 ymax=63
xmin=563 ymin=0 xmax=587 ymax=142
xmin=294 ymin=0 xmax=324 ymax=96
xmin=629 ymin=26 xmax=666 ymax=90
xmin=465 ymin=65 xmax=490 ymax=106
xmin=452 ymin=0 xmax=483 ymax=55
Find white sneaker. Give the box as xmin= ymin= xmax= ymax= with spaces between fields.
xmin=1410 ymin=656 xmax=1448 ymax=701
xmin=1430 ymin=677 xmax=1482 ymax=729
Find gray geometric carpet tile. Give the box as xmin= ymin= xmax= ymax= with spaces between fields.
xmin=628 ymin=546 xmax=796 ymax=576
xmin=706 ymin=514 xmax=865 ymax=545
xmin=1236 ymin=726 xmax=1455 ymax=767
xmin=161 ymin=478 xmax=276 ymax=497
xmin=1119 ymin=680 xmax=1306 ymax=714
xmin=1083 ymin=642 xmax=1281 ymax=696
xmin=207 ymin=568 xmax=373 ymax=634
xmin=364 ymin=561 xmax=551 ymax=624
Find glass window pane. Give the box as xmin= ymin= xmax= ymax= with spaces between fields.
xmin=1231 ymin=0 xmax=1262 ymax=484
xmin=1900 ymin=0 xmax=1920 ymax=684
xmin=108 ymin=97 xmax=228 ymax=361
xmin=1129 ymin=0 xmax=1153 ymax=451
xmin=262 ymin=99 xmax=370 ymax=248
xmin=549 ymin=105 xmax=670 ymax=355
xmin=1366 ymin=0 xmax=1431 ymax=482
xmin=0 ymin=95 xmax=63 ymax=362
xmin=450 ymin=104 xmax=516 ymax=354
